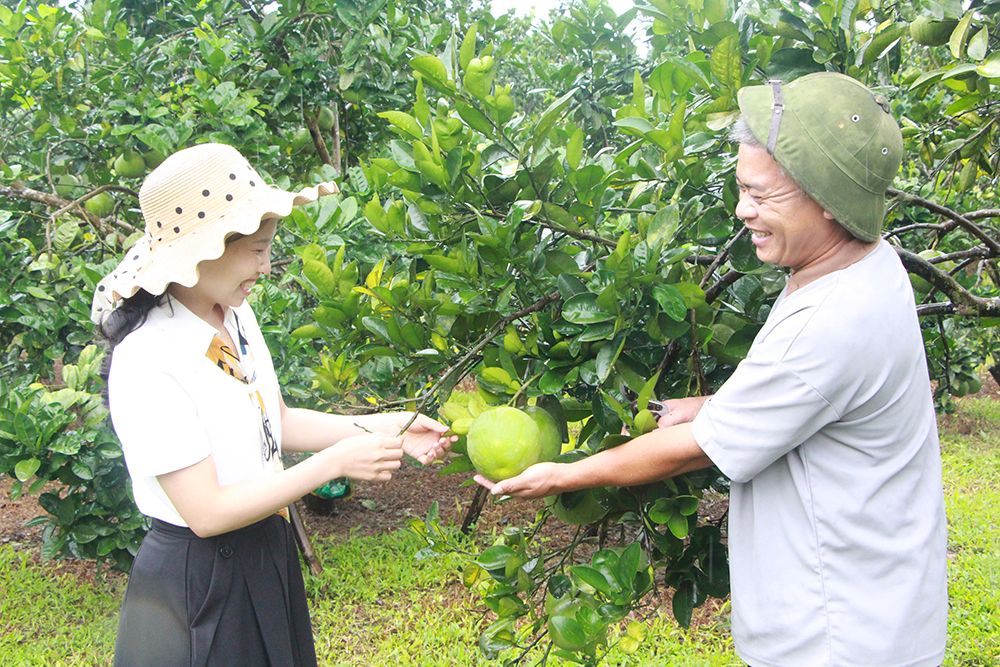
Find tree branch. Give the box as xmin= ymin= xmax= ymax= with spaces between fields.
xmin=888 ymin=188 xmax=1000 ymax=255
xmin=1 ymin=183 xmax=134 ymax=244
xmin=895 ymin=246 xmax=1000 ymax=316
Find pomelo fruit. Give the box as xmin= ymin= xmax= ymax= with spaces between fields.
xmin=84 ymin=191 xmax=115 ymax=217
xmin=546 ymin=489 xmax=608 ymax=525
xmin=466 ymin=406 xmax=541 ymax=482
xmin=143 ymin=149 xmax=166 ymax=169
xmin=114 ymin=150 xmax=146 ymax=178
xmin=317 ymin=106 xmax=336 ymax=131
xmin=53 ymin=173 xmax=82 ymax=198
xmin=292 ymin=127 xmax=313 ymax=153
xmin=909 ymin=16 xmax=958 ymax=46
xmin=524 ymin=406 xmax=561 ymax=462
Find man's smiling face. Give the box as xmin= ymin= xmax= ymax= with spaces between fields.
xmin=734 ymin=143 xmax=850 ymax=273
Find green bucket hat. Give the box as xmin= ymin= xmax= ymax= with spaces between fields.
xmin=736 ymin=72 xmax=903 ymax=242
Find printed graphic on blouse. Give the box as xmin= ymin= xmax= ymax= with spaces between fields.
xmin=205 ymin=320 xmax=288 ymax=521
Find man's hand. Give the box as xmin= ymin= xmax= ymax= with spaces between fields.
xmin=655 ymin=395 xmax=712 ymax=428
xmin=474 ymin=462 xmax=562 ymax=499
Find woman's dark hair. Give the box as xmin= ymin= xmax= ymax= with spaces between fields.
xmin=97 ymin=288 xmax=168 ymax=348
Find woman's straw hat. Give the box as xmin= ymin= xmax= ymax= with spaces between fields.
xmin=91 ymin=143 xmax=337 ymax=323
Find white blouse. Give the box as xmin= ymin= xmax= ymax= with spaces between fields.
xmin=108 ymin=297 xmax=283 ymax=526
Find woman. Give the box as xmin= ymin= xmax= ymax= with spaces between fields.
xmin=93 ymin=143 xmax=453 ymax=667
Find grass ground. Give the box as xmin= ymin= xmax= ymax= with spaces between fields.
xmin=1 ymin=394 xmax=997 ymax=666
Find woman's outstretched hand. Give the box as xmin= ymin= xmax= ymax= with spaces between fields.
xmin=388 ymin=412 xmax=457 ymax=465
xmin=328 ymin=433 xmax=404 ymax=481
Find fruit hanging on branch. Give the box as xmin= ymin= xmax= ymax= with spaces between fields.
xmin=467 ymin=406 xmax=542 ymax=482
xmin=114 ymin=150 xmax=146 ymax=179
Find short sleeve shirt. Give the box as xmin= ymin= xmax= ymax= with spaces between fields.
xmin=108 ymin=298 xmax=283 ymax=527
xmin=691 ymin=241 xmax=947 ymax=667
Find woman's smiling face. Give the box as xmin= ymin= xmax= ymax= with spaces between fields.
xmin=734 ymin=143 xmax=849 ymax=272
xmin=169 ymin=218 xmax=276 ymax=324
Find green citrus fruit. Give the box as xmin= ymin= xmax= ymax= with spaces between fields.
xmin=143 ymin=149 xmax=166 ymax=169
xmin=292 ymin=127 xmax=313 ymax=153
xmin=53 ymin=173 xmax=82 ymax=198
xmin=318 ymin=107 xmax=336 ymax=131
xmin=466 ymin=406 xmax=541 ymax=482
xmin=546 ymin=489 xmax=608 ymax=525
xmin=525 ymin=406 xmax=561 ymax=462
xmin=84 ymin=191 xmax=115 ymax=217
xmin=114 ymin=150 xmax=147 ymax=178
xmin=909 ymin=17 xmax=958 ymax=46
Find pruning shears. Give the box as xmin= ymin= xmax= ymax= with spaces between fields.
xmin=620 ymin=383 xmax=671 ymax=420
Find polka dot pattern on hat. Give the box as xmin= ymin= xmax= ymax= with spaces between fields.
xmin=90 ymin=143 xmax=338 ymax=325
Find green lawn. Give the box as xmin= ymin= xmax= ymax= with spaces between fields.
xmin=1 ymin=396 xmax=997 ymax=666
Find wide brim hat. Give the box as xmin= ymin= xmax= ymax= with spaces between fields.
xmin=737 ymin=72 xmax=903 ymax=242
xmin=91 ymin=143 xmax=337 ymax=324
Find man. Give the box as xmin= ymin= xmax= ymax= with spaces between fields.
xmin=477 ymin=73 xmax=948 ymax=667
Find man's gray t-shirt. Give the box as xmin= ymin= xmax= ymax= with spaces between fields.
xmin=692 ymin=241 xmax=947 ymax=667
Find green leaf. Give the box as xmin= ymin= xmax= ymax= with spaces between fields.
xmin=613 ymin=116 xmax=655 ymax=136
xmin=304 ymin=259 xmax=336 ymax=296
xmin=647 ymin=62 xmax=673 ymax=98
xmin=566 ymin=126 xmax=584 ymax=171
xmin=636 ymin=372 xmax=661 ymax=417
xmin=14 ymin=458 xmax=41 ymax=482
xmin=459 ymin=22 xmax=478 ymax=71
xmin=672 ymin=580 xmax=695 ymax=627
xmin=949 ymin=12 xmax=974 ymax=60
xmin=53 ymin=220 xmax=79 ymax=253
xmin=532 ymin=88 xmax=578 ymax=152
xmin=653 ymin=284 xmax=687 ymax=321
xmin=410 ymin=55 xmax=449 ymax=87
xmin=618 ymin=542 xmax=643 ymax=584
xmin=859 ymin=24 xmax=907 ymax=68
xmin=709 ymin=35 xmax=741 ymax=87
xmin=571 ymin=565 xmax=613 ymax=596
xmin=977 ymin=51 xmax=1000 ymax=78
xmin=544 ymin=250 xmax=579 ymax=277
xmin=596 ymin=334 xmax=626 ymax=383
xmin=562 ymin=292 xmax=616 ymax=324
xmin=549 ymin=615 xmax=588 ymax=648
xmin=667 ymin=511 xmax=689 ymax=539
xmin=455 ymin=100 xmax=493 ymax=136
xmin=678 ymin=495 xmax=700 ymax=516
xmin=646 ymin=203 xmax=679 ymax=251
xmin=968 ymin=27 xmax=988 ymax=61
xmin=377 ymin=111 xmax=423 ymax=140
xmin=478 ymin=545 xmax=517 ymax=570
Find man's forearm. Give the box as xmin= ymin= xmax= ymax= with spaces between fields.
xmin=556 ymin=424 xmax=712 ymax=492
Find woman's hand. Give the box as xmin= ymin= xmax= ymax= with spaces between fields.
xmin=325 ymin=433 xmax=404 ymax=481
xmin=474 ymin=462 xmax=562 ymax=499
xmin=382 ymin=412 xmax=457 ymax=465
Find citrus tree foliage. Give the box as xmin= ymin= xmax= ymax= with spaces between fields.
xmin=325 ymin=0 xmax=1000 ymax=661
xmin=1 ymin=0 xmax=1000 ymax=655
xmin=0 ymin=0 xmax=500 ymax=568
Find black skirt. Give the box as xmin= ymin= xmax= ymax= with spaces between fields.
xmin=114 ymin=514 xmax=317 ymax=667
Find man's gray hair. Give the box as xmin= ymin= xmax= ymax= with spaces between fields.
xmin=729 ymin=116 xmax=762 ymax=148
xmin=729 ymin=115 xmax=796 ymax=185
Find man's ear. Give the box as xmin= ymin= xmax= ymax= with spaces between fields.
xmin=822 ymin=209 xmax=835 ymax=220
